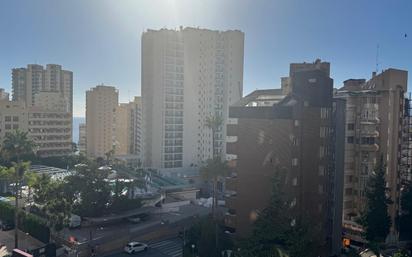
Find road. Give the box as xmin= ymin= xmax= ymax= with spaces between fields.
xmin=105 ymin=238 xmax=183 ymax=257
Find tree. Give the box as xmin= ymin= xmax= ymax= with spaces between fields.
xmin=205 ymin=115 xmax=224 ymax=160
xmin=105 ymin=147 xmax=115 ymax=165
xmin=184 ymin=216 xmax=233 ymax=257
xmin=64 ymin=163 xmax=111 ymax=217
xmin=359 ymin=157 xmax=392 ymax=255
xmin=200 ymin=158 xmax=229 ymax=217
xmin=1 ymin=130 xmax=36 ymax=248
xmin=1 ymin=130 xmax=36 ymax=164
xmin=239 ymin=168 xmax=321 ymax=257
xmin=32 ymin=174 xmax=72 ymax=232
xmin=393 ymin=250 xmax=411 ymax=257
xmin=400 ymin=182 xmax=412 ymax=239
xmin=24 ymin=171 xmax=38 ymax=206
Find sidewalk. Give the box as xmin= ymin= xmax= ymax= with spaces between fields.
xmin=0 ymin=229 xmax=45 ymax=253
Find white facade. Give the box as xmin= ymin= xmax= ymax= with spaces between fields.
xmin=142 ymin=27 xmax=244 ymax=169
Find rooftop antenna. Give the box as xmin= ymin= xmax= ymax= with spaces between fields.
xmin=375 ymin=44 xmax=380 ymax=73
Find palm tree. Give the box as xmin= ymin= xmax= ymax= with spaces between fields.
xmin=1 ymin=130 xmax=36 ymax=248
xmin=205 ymin=115 xmax=224 ymax=160
xmin=1 ymin=130 xmax=36 ymax=162
xmin=200 ymin=158 xmax=229 ymax=218
xmin=105 ymin=147 xmax=116 ymax=166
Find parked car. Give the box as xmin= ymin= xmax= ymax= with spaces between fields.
xmin=0 ymin=220 xmax=14 ymax=231
xmin=68 ymin=214 xmax=81 ymax=228
xmin=127 ymin=215 xmax=141 ymax=224
xmin=124 ymin=242 xmax=148 ymax=254
xmin=126 ymin=213 xmax=150 ymax=224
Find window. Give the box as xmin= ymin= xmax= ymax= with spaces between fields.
xmin=319 ymin=166 xmax=325 ymax=176
xmin=294 ymin=120 xmax=299 ymax=127
xmin=12 ymin=124 xmax=18 ymax=129
xmin=320 ymin=127 xmax=327 ymax=138
xmin=290 ymin=198 xmax=297 ymax=207
xmin=292 ymin=177 xmax=298 ymax=186
xmin=318 ymin=185 xmax=324 ymax=194
xmin=361 ymin=137 xmax=375 ymax=145
xmin=347 ymin=136 xmax=354 ymax=144
xmin=13 ymin=116 xmax=19 ymax=122
xmin=5 ymin=124 xmax=11 ymax=130
xmin=292 ymin=158 xmax=298 ymax=166
xmin=320 ymin=108 xmax=330 ymax=119
xmin=319 ymin=146 xmax=325 ymax=158
xmin=347 ymin=123 xmax=354 ymax=130
xmin=5 ymin=116 xmax=11 ymax=122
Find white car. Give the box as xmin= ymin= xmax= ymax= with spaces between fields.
xmin=124 ymin=242 xmax=148 ymax=254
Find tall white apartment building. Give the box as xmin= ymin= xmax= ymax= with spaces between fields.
xmin=85 ymin=85 xmax=119 ymax=158
xmin=142 ymin=27 xmax=244 ymax=169
xmin=130 ymin=96 xmax=143 ymax=157
xmin=12 ymin=64 xmax=73 ymax=111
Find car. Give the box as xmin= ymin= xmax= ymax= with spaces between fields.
xmin=127 ymin=213 xmax=150 ymax=224
xmin=0 ymin=221 xmax=14 ymax=231
xmin=127 ymin=215 xmax=141 ymax=224
xmin=124 ymin=242 xmax=148 ymax=254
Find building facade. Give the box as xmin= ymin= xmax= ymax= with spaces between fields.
xmin=111 ymin=96 xmax=143 ymax=159
xmin=130 ymin=96 xmax=143 ymax=157
xmin=336 ymin=69 xmax=408 ymax=243
xmin=85 ymin=85 xmax=119 ymax=158
xmin=78 ymin=123 xmax=86 ymax=154
xmin=141 ymin=27 xmax=244 ymax=169
xmin=12 ymin=64 xmax=73 ymax=111
xmin=0 ymin=96 xmax=72 ymax=157
xmin=225 ymin=60 xmax=344 ymax=256
xmin=0 ymin=88 xmax=9 ymax=100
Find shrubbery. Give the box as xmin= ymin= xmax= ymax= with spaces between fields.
xmin=0 ymin=202 xmax=50 ymax=243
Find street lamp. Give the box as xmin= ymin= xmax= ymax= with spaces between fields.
xmin=191 ymin=244 xmax=195 ymax=256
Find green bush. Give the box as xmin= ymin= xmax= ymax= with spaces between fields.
xmin=0 ymin=202 xmax=50 ymax=243
xmin=110 ymin=196 xmax=142 ymax=214
xmin=0 ymin=201 xmax=14 ymax=223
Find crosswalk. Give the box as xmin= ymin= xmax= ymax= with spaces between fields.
xmin=149 ymin=239 xmax=183 ymax=257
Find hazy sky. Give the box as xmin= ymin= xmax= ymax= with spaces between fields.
xmin=1 ymin=0 xmax=411 ymax=117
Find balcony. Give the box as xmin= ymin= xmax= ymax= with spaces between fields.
xmin=360 ymin=143 xmax=379 ymax=151
xmin=223 ymin=225 xmax=236 ymax=236
xmin=225 ymin=208 xmax=236 ymax=217
xmin=224 ymin=190 xmax=237 ymax=198
xmin=226 ymin=136 xmax=238 ymax=143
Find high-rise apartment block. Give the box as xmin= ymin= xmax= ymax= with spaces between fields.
xmin=225 ymin=60 xmax=345 ymax=256
xmin=85 ymin=85 xmax=119 ymax=158
xmin=0 ymin=95 xmax=72 ymax=157
xmin=78 ymin=123 xmax=86 ymax=154
xmin=112 ymin=97 xmax=143 ymax=165
xmin=118 ymin=96 xmax=143 ymax=157
xmin=1 ymin=64 xmax=74 ymax=157
xmin=141 ymin=27 xmax=244 ymax=169
xmin=336 ymin=69 xmax=408 ymax=243
xmin=0 ymin=88 xmax=9 ymax=100
xmin=12 ymin=64 xmax=73 ymax=111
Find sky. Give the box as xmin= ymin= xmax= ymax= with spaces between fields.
xmin=0 ymin=0 xmax=411 ymax=117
